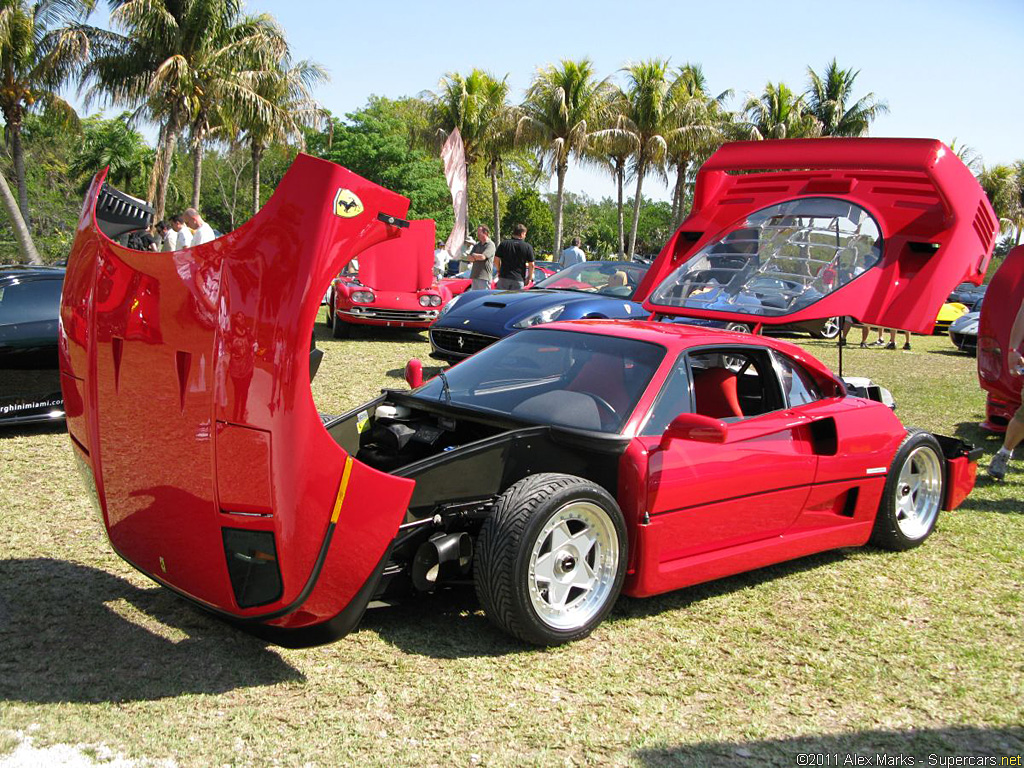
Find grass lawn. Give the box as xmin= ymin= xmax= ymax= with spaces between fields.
xmin=1 ymin=312 xmax=1021 ymax=767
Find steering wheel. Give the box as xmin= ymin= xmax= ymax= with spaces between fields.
xmin=588 ymin=393 xmax=618 ymax=420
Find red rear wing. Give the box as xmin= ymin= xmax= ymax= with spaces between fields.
xmin=60 ymin=154 xmax=416 ymax=631
xmin=637 ymin=138 xmax=997 ymax=334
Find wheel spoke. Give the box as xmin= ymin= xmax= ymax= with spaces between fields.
xmin=548 ymin=521 xmax=572 ymax=552
xmin=546 ymin=576 xmax=572 ymax=609
xmin=534 ymin=551 xmax=556 ymax=583
xmin=567 ymin=528 xmax=596 ymax=561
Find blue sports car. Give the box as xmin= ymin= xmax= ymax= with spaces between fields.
xmin=429 ymin=260 xmax=649 ymax=363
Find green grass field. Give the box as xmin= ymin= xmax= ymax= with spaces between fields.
xmin=1 ymin=314 xmax=1021 ymax=767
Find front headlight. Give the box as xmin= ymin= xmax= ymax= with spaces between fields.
xmin=419 ymin=294 xmax=442 ymax=307
xmin=513 ymin=304 xmax=567 ymax=329
xmin=440 ymin=296 xmax=461 ymax=316
xmin=351 ymin=290 xmax=375 ymax=303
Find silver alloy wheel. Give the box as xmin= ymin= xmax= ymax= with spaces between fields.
xmin=894 ymin=445 xmax=943 ymax=539
xmin=820 ymin=316 xmax=841 ymax=338
xmin=527 ymin=500 xmax=619 ymax=630
xmin=725 ymin=321 xmax=751 ymax=333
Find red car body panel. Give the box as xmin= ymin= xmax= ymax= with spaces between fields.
xmin=978 ymin=245 xmax=1024 ymax=431
xmin=331 ymin=219 xmax=448 ymax=329
xmin=61 ymin=154 xmax=417 ymax=630
xmin=637 ymin=138 xmax=997 ymax=335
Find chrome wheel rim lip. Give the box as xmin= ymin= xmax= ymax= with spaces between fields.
xmin=527 ymin=500 xmax=619 ymax=631
xmin=821 ymin=317 xmax=841 ymax=338
xmin=894 ymin=446 xmax=943 ymax=539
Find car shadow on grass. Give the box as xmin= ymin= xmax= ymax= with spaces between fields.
xmin=635 ymin=725 xmax=1024 ymax=767
xmin=0 ymin=420 xmax=67 ymax=438
xmin=0 ymin=558 xmax=303 ymax=704
xmin=362 ymin=551 xmax=850 ymax=659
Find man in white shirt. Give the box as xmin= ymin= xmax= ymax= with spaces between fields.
xmin=433 ymin=240 xmax=450 ymax=280
xmin=184 ymin=208 xmax=216 ymax=246
xmin=560 ymin=237 xmax=586 ymax=268
xmin=170 ymin=215 xmax=192 ymax=249
xmin=156 ymin=221 xmax=175 ymax=252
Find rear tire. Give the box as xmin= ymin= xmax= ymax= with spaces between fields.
xmin=870 ymin=429 xmax=945 ymax=551
xmin=474 ymin=473 xmax=627 ymax=646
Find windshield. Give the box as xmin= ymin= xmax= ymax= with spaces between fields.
xmin=411 ymin=329 xmax=664 ymax=433
xmin=536 ymin=261 xmax=647 ymax=299
xmin=649 ymin=197 xmax=882 ymax=317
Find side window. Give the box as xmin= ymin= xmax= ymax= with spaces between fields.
xmin=688 ymin=348 xmax=780 ymax=421
xmin=641 ymin=355 xmax=692 ymax=436
xmin=772 ymin=352 xmax=823 ymax=407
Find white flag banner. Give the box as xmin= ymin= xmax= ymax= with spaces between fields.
xmin=440 ymin=128 xmax=468 ymax=260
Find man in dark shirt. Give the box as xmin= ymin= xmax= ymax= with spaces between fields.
xmin=494 ymin=223 xmax=535 ymax=290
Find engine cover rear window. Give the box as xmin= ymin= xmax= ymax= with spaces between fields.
xmin=649 ymin=197 xmax=883 ymax=318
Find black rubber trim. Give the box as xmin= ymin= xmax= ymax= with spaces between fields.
xmin=238 ymin=543 xmax=394 ymax=648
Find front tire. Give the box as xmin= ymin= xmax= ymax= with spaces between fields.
xmin=474 ymin=473 xmax=627 ymax=646
xmin=324 ymin=291 xmax=334 ymax=328
xmin=725 ymin=321 xmax=752 ymax=334
xmin=870 ymin=429 xmax=945 ymax=551
xmin=331 ymin=305 xmax=351 ymax=339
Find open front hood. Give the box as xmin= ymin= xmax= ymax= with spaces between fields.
xmin=636 ymin=139 xmax=997 ymax=334
xmin=60 ymin=154 xmax=416 ymax=633
xmin=355 ymin=218 xmax=436 ymax=292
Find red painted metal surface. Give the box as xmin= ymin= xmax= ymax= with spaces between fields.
xmin=978 ymin=245 xmax=1024 ymax=431
xmin=331 ymin=219 xmax=449 ymax=329
xmin=637 ymin=138 xmax=997 ymax=334
xmin=60 ymin=153 xmax=416 ymax=625
xmin=943 ymin=455 xmax=977 ymax=511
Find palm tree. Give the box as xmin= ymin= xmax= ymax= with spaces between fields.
xmin=70 ymin=112 xmax=152 ymax=192
xmin=948 ymin=138 xmax=982 ymax=174
xmin=743 ymin=81 xmax=818 ymax=140
xmin=583 ymin=84 xmax=636 ymax=256
xmin=618 ymin=59 xmax=674 ymax=259
xmin=83 ymin=0 xmax=289 ymax=220
xmin=184 ymin=13 xmax=287 ymax=208
xmin=805 ymin=59 xmax=888 ymax=137
xmin=425 ymin=69 xmax=510 ymax=238
xmin=979 ymin=163 xmax=1024 ymax=245
xmin=0 ymin=166 xmax=39 ymax=263
xmin=238 ymin=56 xmax=327 ymax=215
xmin=0 ymin=0 xmax=94 ymax=228
xmin=665 ymin=64 xmax=734 ymax=226
xmin=518 ymin=58 xmax=611 ymax=255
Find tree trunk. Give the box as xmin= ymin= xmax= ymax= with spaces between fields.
xmin=147 ymin=122 xmax=167 ymax=205
xmin=0 ymin=167 xmax=41 ymax=264
xmin=627 ymin=159 xmax=646 ymax=259
xmin=553 ymin=164 xmax=566 ymax=256
xmin=9 ymin=116 xmax=30 ymax=228
xmin=490 ymin=164 xmax=500 ymax=243
xmin=252 ymin=143 xmax=263 ymax=216
xmin=154 ymin=124 xmax=178 ymax=221
xmin=673 ymin=159 xmax=688 ymax=226
xmin=191 ymin=133 xmax=204 ymax=209
xmin=616 ymin=162 xmax=625 ymax=257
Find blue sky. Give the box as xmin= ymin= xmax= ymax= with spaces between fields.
xmin=84 ymin=0 xmax=1023 ymax=202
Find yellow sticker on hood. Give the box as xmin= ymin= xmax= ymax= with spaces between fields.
xmin=333 ymin=188 xmax=364 ymax=218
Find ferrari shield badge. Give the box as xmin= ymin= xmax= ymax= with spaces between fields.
xmin=333 ymin=188 xmax=364 ymax=218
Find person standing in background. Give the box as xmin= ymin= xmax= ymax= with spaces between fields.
xmin=559 ymin=236 xmax=585 ymax=268
xmin=988 ymin=298 xmax=1024 ymax=480
xmin=466 ymin=225 xmax=495 ymax=290
xmin=170 ymin=215 xmax=192 ymax=249
xmin=433 ymin=240 xmax=450 ymax=280
xmin=494 ymin=223 xmax=534 ymax=290
xmin=183 ymin=208 xmax=215 ymax=246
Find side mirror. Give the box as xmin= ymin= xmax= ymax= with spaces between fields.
xmin=660 ymin=413 xmax=728 ymax=450
xmin=404 ymin=358 xmax=423 ymax=389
